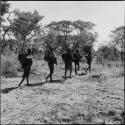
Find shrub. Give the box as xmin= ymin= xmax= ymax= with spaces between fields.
xmin=1 ymin=52 xmax=19 ymax=77
xmin=107 ymin=110 xmax=116 ymax=116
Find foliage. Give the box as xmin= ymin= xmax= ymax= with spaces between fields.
xmin=110 ymin=26 xmax=125 ymax=51
xmin=1 ymin=1 xmax=11 ymax=52
xmin=1 ymin=52 xmax=19 ymax=76
xmin=96 ymin=45 xmax=121 ymax=62
xmin=43 ymin=30 xmax=57 ymax=49
xmin=46 ymin=20 xmax=97 ymax=54
xmin=46 ymin=20 xmax=74 ymax=51
xmin=77 ymin=31 xmax=98 ymax=54
xmin=73 ymin=20 xmax=95 ymax=33
xmin=109 ymin=26 xmax=125 ymax=65
xmin=1 ymin=1 xmax=10 ymax=17
xmin=72 ymin=20 xmax=97 ymax=51
xmin=11 ymin=9 xmax=44 ymax=51
xmin=1 ymin=3 xmax=97 ymax=56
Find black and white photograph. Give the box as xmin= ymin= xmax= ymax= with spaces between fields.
xmin=1 ymin=1 xmax=124 ymax=124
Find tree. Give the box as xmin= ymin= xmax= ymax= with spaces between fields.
xmin=96 ymin=45 xmax=121 ymax=66
xmin=110 ymin=26 xmax=124 ymax=50
xmin=72 ymin=20 xmax=97 ymax=55
xmin=77 ymin=31 xmax=98 ymax=51
xmin=43 ymin=30 xmax=57 ymax=50
xmin=46 ymin=20 xmax=97 ymax=55
xmin=46 ymin=20 xmax=74 ymax=53
xmin=110 ymin=26 xmax=125 ymax=65
xmin=1 ymin=1 xmax=11 ymax=53
xmin=73 ymin=20 xmax=95 ymax=33
xmin=11 ymin=9 xmax=44 ymax=51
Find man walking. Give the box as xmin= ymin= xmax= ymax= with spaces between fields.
xmin=44 ymin=48 xmax=57 ymax=82
xmin=73 ymin=49 xmax=81 ymax=75
xmin=18 ymin=49 xmax=33 ymax=86
xmin=61 ymin=48 xmax=73 ymax=78
xmin=85 ymin=51 xmax=92 ymax=73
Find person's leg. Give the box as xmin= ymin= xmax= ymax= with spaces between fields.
xmin=25 ymin=65 xmax=31 ymax=85
xmin=87 ymin=60 xmax=91 ymax=72
xmin=19 ymin=69 xmax=26 ymax=86
xmin=46 ymin=63 xmax=50 ymax=82
xmin=26 ymin=77 xmax=29 ymax=85
xmin=19 ymin=77 xmax=25 ymax=86
xmin=77 ymin=61 xmax=80 ymax=70
xmin=26 ymin=69 xmax=30 ymax=85
xmin=75 ymin=62 xmax=77 ymax=75
xmin=25 ymin=71 xmax=29 ymax=85
xmin=64 ymin=64 xmax=67 ymax=78
xmin=50 ymin=65 xmax=54 ymax=81
xmin=46 ymin=69 xmax=50 ymax=82
xmin=46 ymin=64 xmax=52 ymax=82
xmin=89 ymin=62 xmax=91 ymax=72
xmin=65 ymin=69 xmax=67 ymax=78
xmin=50 ymin=74 xmax=52 ymax=81
xmin=85 ymin=61 xmax=89 ymax=74
xmin=69 ymin=63 xmax=72 ymax=78
xmin=46 ymin=74 xmax=50 ymax=82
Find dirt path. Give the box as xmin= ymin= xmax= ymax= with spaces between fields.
xmin=1 ymin=61 xmax=124 ymax=124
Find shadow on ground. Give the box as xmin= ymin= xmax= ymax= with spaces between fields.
xmin=0 ymin=82 xmax=47 ymax=94
xmin=1 ymin=87 xmax=18 ymax=94
xmin=78 ymin=72 xmax=87 ymax=76
xmin=48 ymin=79 xmax=66 ymax=84
xmin=0 ymin=78 xmax=68 ymax=94
xmin=24 ymin=81 xmax=47 ymax=87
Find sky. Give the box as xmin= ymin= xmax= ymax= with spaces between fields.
xmin=8 ymin=1 xmax=124 ymax=50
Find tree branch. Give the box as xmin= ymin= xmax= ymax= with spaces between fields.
xmin=1 ymin=12 xmax=13 ymax=48
xmin=7 ymin=12 xmax=12 ymax=24
xmin=25 ymin=24 xmax=35 ymax=38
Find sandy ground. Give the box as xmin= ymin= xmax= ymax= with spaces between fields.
xmin=1 ymin=60 xmax=124 ymax=124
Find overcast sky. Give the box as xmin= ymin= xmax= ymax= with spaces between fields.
xmin=8 ymin=1 xmax=124 ymax=50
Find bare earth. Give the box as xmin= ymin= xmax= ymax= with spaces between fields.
xmin=1 ymin=60 xmax=124 ymax=124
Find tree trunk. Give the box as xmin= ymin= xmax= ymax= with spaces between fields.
xmin=21 ymin=37 xmax=26 ymax=52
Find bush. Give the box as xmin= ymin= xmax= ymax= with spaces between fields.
xmin=1 ymin=52 xmax=20 ymax=77
xmin=33 ymin=53 xmax=44 ymax=60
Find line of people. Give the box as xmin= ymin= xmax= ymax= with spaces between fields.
xmin=18 ymin=48 xmax=92 ymax=86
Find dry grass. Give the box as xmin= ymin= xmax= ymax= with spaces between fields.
xmin=1 ymin=58 xmax=124 ymax=124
